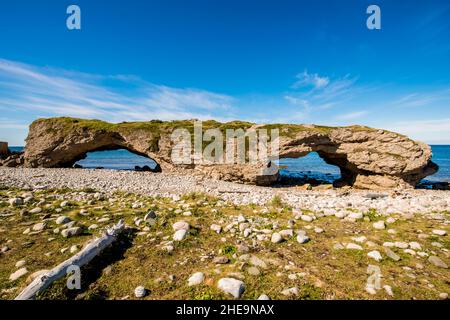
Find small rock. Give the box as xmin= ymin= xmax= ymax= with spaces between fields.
xmin=373 ymin=221 xmax=386 ymax=230
xmin=281 ymin=287 xmax=299 ymax=297
xmin=383 ymin=285 xmax=394 ymax=297
xmin=432 ymin=242 xmax=443 ymax=248
xmin=353 ymin=236 xmax=367 ymax=243
xmin=432 ymin=230 xmax=447 ymax=236
xmin=279 ymin=229 xmax=293 ymax=239
xmin=409 ymin=242 xmax=422 ymax=250
xmin=439 ymin=292 xmax=448 ymax=300
xmin=172 ymin=221 xmax=190 ymax=231
xmin=314 ymin=227 xmax=324 ymax=234
xmin=56 ymin=216 xmax=71 ymax=225
xmin=60 ymin=201 xmax=69 ymax=207
xmin=368 ymin=250 xmax=382 ymax=262
xmin=173 ymin=229 xmax=188 ymax=241
xmin=188 ymin=272 xmax=205 ymax=286
xmin=404 ymin=249 xmax=416 ymax=256
xmin=394 ymin=242 xmax=408 ymax=249
xmin=29 ymin=207 xmax=42 ymax=214
xmin=296 ymin=234 xmax=310 ymax=244
xmin=61 ymin=227 xmax=82 ymax=238
xmin=386 ymin=217 xmax=396 ymax=224
xmin=70 ymin=245 xmax=79 ymax=254
xmin=134 ymin=286 xmax=147 ymax=298
xmin=213 ymin=256 xmax=230 ymax=264
xmin=348 ymin=212 xmax=363 ymax=220
xmin=217 ymin=278 xmax=245 ymax=299
xmin=333 ymin=243 xmax=345 ymax=250
xmin=428 ymin=256 xmax=448 ymax=269
xmin=247 ymin=267 xmax=260 ymax=276
xmin=144 ymin=211 xmax=157 ymax=221
xmin=271 ymin=232 xmax=283 ymax=243
xmin=249 ymin=256 xmax=267 ymax=269
xmin=346 ymin=243 xmax=363 ymax=250
xmin=32 ymin=222 xmax=46 ymax=232
xmin=210 ymin=224 xmax=222 ymax=234
xmin=9 ymin=267 xmax=28 ymax=281
xmin=384 ymin=248 xmax=401 ymax=261
xmin=15 ymin=260 xmax=26 ymax=268
xmin=9 ymin=198 xmax=23 ymax=206
xmin=258 ymin=294 xmax=270 ymax=300
xmin=301 ymin=215 xmax=313 ymax=222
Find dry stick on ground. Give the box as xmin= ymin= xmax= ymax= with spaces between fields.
xmin=15 ymin=220 xmax=126 ymax=300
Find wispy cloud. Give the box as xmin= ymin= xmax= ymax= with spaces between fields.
xmin=335 ymin=110 xmax=369 ymax=121
xmin=385 ymin=118 xmax=450 ymax=144
xmin=1 ymin=58 xmax=449 ymax=144
xmin=291 ymin=70 xmax=330 ymax=90
xmin=0 ymin=118 xmax=29 ymax=129
xmin=284 ymin=72 xmax=359 ymax=118
xmin=390 ymin=89 xmax=450 ymax=108
xmin=0 ymin=58 xmax=235 ymax=123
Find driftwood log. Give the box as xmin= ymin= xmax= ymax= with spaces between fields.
xmin=15 ymin=220 xmax=125 ymax=300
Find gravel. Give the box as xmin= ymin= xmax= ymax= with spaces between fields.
xmin=1 ymin=168 xmax=449 ymax=215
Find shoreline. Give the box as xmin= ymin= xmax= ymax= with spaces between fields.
xmin=1 ymin=167 xmax=449 ymax=215
xmin=0 ymin=167 xmax=448 ymax=300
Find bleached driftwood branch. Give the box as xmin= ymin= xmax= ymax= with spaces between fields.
xmin=15 ymin=220 xmax=125 ymax=300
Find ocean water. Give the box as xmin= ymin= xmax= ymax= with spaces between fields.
xmin=7 ymin=146 xmax=450 ymax=183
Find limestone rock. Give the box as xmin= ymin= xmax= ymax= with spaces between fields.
xmin=56 ymin=216 xmax=71 ymax=225
xmin=9 ymin=268 xmax=28 ymax=281
xmin=172 ymin=221 xmax=190 ymax=231
xmin=372 ymin=221 xmax=386 ymax=230
xmin=61 ymin=227 xmax=82 ymax=238
xmin=428 ymin=256 xmax=448 ymax=269
xmin=134 ymin=286 xmax=147 ymax=298
xmin=173 ymin=229 xmax=187 ymax=241
xmin=217 ymin=278 xmax=245 ymax=299
xmin=271 ymin=232 xmax=283 ymax=243
xmin=22 ymin=117 xmax=438 ymax=189
xmin=368 ymin=250 xmax=382 ymax=262
xmin=188 ymin=272 xmax=205 ymax=286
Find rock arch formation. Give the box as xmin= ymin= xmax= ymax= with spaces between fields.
xmin=21 ymin=117 xmax=438 ymax=190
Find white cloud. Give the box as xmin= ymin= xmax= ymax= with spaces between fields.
xmin=291 ymin=70 xmax=330 ymax=89
xmin=0 ymin=58 xmax=234 ymax=123
xmin=385 ymin=118 xmax=450 ymax=144
xmin=284 ymin=72 xmax=359 ymax=122
xmin=335 ymin=110 xmax=369 ymax=121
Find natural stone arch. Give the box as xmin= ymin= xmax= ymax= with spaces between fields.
xmin=22 ymin=117 xmax=438 ymax=190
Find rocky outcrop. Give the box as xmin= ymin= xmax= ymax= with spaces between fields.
xmin=0 ymin=142 xmax=24 ymax=167
xmin=0 ymin=142 xmax=8 ymax=156
xmin=20 ymin=117 xmax=438 ymax=190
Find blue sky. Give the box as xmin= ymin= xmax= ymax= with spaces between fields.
xmin=0 ymin=0 xmax=450 ymax=145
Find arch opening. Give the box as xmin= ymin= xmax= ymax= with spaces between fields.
xmin=275 ymin=152 xmax=343 ymax=187
xmin=74 ymin=148 xmax=160 ymax=172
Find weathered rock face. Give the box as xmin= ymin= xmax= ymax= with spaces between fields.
xmin=0 ymin=142 xmax=8 ymax=156
xmin=20 ymin=117 xmax=438 ymax=189
xmin=0 ymin=141 xmax=25 ymax=167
